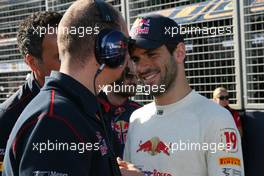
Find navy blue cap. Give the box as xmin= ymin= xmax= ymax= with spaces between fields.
xmin=130 ymin=14 xmax=184 ymax=49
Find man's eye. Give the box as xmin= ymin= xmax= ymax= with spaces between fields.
xmin=148 ymin=53 xmax=157 ymax=58
xmin=131 ymin=56 xmax=139 ymax=63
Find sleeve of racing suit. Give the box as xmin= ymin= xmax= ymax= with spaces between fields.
xmin=17 ymin=115 xmax=93 ymax=176
xmin=206 ymin=110 xmax=244 ymax=176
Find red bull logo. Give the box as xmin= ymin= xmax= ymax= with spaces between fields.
xmin=131 ymin=18 xmax=150 ymax=35
xmin=136 ymin=137 xmax=171 ymax=156
xmin=114 ymin=120 xmax=129 ymax=144
xmin=136 ymin=18 xmax=150 ymax=28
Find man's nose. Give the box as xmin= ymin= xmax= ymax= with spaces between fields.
xmin=135 ymin=57 xmax=152 ymax=75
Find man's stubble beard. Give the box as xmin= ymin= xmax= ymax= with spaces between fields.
xmin=150 ymin=56 xmax=178 ymax=97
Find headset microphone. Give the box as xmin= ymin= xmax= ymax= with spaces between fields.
xmin=95 ymin=63 xmax=106 ymax=76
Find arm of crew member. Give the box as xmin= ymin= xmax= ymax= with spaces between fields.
xmin=206 ymin=111 xmax=245 ymax=176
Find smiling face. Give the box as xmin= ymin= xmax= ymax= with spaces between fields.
xmin=130 ymin=45 xmax=177 ymax=96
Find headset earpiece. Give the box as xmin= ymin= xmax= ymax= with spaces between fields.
xmin=94 ymin=0 xmax=128 ymax=68
xmin=95 ymin=28 xmax=128 ymax=68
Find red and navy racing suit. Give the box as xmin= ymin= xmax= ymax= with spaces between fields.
xmin=2 ymin=71 xmax=120 ymax=176
xmin=98 ymin=92 xmax=141 ymax=158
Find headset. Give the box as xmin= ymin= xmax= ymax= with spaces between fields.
xmin=93 ymin=1 xmax=129 ymax=176
xmin=94 ymin=0 xmax=130 ymax=71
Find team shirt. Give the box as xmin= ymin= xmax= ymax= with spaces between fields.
xmin=3 ymin=71 xmax=119 ymax=176
xmin=98 ymin=92 xmax=141 ymax=158
xmin=0 ymin=73 xmax=40 ymax=174
xmin=124 ymin=90 xmax=244 ymax=176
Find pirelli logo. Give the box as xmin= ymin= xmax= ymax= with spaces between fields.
xmin=0 ymin=162 xmax=3 ymax=172
xmin=219 ymin=157 xmax=241 ymax=166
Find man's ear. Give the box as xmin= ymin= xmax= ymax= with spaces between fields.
xmin=24 ymin=54 xmax=39 ymax=72
xmin=173 ymin=42 xmax=186 ymax=64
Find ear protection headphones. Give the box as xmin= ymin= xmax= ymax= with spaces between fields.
xmin=94 ymin=0 xmax=129 ymax=69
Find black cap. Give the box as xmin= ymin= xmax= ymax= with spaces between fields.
xmin=130 ymin=14 xmax=184 ymax=49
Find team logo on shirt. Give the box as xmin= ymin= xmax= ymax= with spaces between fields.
xmin=113 ymin=120 xmax=129 ymax=144
xmin=136 ymin=137 xmax=171 ymax=156
xmin=32 ymin=171 xmax=68 ymax=176
xmin=219 ymin=157 xmax=241 ymax=166
xmin=220 ymin=128 xmax=238 ymax=153
xmin=95 ymin=131 xmax=108 ymax=156
xmin=221 ymin=168 xmax=241 ymax=176
xmin=144 ymin=169 xmax=172 ymax=176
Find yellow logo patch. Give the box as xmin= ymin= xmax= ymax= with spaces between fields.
xmin=219 ymin=157 xmax=241 ymax=166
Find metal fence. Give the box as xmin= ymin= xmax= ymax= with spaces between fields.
xmin=240 ymin=0 xmax=264 ymax=109
xmin=128 ymin=0 xmax=240 ymax=107
xmin=46 ymin=0 xmax=123 ymax=14
xmin=0 ymin=0 xmax=46 ymax=101
xmin=0 ymin=0 xmax=263 ymax=110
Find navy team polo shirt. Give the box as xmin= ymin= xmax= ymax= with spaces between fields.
xmin=98 ymin=92 xmax=141 ymax=158
xmin=2 ymin=71 xmax=118 ymax=176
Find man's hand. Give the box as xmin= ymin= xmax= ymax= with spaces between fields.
xmin=117 ymin=157 xmax=144 ymax=176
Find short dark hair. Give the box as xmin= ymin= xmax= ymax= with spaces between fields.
xmin=58 ymin=0 xmax=124 ymax=66
xmin=165 ymin=43 xmax=177 ymax=55
xmin=17 ymin=11 xmax=62 ymax=60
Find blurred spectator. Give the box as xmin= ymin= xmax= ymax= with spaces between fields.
xmin=213 ymin=87 xmax=243 ymax=137
xmin=98 ymin=65 xmax=141 ymax=158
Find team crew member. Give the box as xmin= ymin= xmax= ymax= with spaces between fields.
xmin=2 ymin=1 xmax=142 ymax=175
xmin=99 ymin=65 xmax=141 ymax=158
xmin=123 ymin=15 xmax=244 ymax=176
xmin=0 ymin=11 xmax=62 ymax=173
xmin=213 ymin=87 xmax=243 ymax=137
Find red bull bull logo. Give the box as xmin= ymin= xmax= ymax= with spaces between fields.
xmin=136 ymin=18 xmax=150 ymax=28
xmin=114 ymin=120 xmax=129 ymax=144
xmin=136 ymin=137 xmax=171 ymax=156
xmin=131 ymin=18 xmax=150 ymax=35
